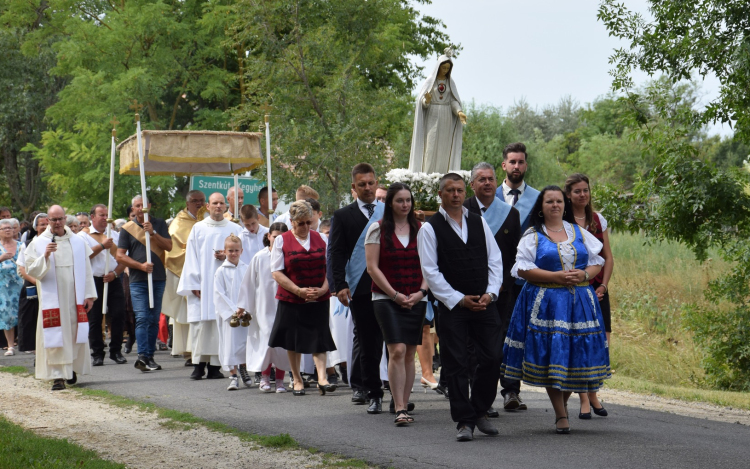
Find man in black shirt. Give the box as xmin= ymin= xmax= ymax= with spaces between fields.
xmin=116 ymin=195 xmax=173 ymax=373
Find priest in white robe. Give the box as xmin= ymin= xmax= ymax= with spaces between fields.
xmin=177 ymin=193 xmax=242 ymax=380
xmin=25 ymin=205 xmax=97 ymax=391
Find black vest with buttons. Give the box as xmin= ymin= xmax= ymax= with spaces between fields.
xmin=427 ymin=211 xmax=488 ymax=297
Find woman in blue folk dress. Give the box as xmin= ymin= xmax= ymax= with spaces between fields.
xmin=0 ymin=219 xmax=25 ymax=356
xmin=501 ymin=186 xmax=611 ymax=434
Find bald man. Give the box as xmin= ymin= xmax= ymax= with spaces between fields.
xmin=117 ymin=195 xmax=173 ymax=373
xmin=225 ymin=186 xmax=244 ymax=221
xmin=25 ymin=205 xmax=97 ymax=390
xmin=178 ymin=193 xmax=242 ymax=380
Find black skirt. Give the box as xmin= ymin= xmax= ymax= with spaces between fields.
xmin=269 ymin=300 xmax=337 ymax=354
xmin=373 ymin=300 xmax=426 ymax=345
xmin=592 ymin=281 xmax=612 ymax=333
xmin=17 ymin=284 xmax=38 ymax=352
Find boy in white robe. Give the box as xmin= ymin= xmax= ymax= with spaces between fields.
xmin=239 ymin=204 xmax=269 ymax=265
xmin=214 ymin=234 xmax=249 ymax=391
xmin=237 ymin=223 xmax=291 ymax=393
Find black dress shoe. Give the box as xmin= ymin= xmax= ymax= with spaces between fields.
xmin=351 ymin=390 xmax=366 ymax=404
xmin=592 ymin=404 xmax=608 ymax=417
xmin=185 ymin=358 xmax=193 ymax=367
xmin=206 ymin=365 xmax=225 ymax=379
xmin=110 ymin=353 xmax=127 ymax=364
xmin=51 ymin=379 xmax=66 ymax=391
xmin=328 ymin=373 xmax=339 ymax=386
xmin=66 ymin=372 xmax=77 ymax=385
xmin=487 ymin=406 xmax=499 ymax=418
xmin=92 ymin=356 xmax=104 ymax=366
xmin=190 ymin=362 xmax=206 ymax=380
xmin=517 ymin=395 xmax=528 ymax=410
xmin=436 ymin=383 xmax=449 ymax=399
xmin=367 ymin=398 xmax=383 ymax=414
xmin=146 ymin=357 xmax=161 ymax=370
xmin=503 ymin=392 xmax=521 ymax=411
xmin=134 ymin=355 xmax=150 ymax=372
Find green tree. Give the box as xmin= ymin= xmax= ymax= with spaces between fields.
xmin=231 ymin=0 xmax=452 ymax=213
xmin=599 ymin=0 xmax=750 ymax=389
xmin=460 ymin=103 xmax=519 ymax=171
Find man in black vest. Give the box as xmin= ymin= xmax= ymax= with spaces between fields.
xmin=464 ymin=162 xmax=525 ymax=415
xmin=328 ymin=163 xmax=385 ymax=414
xmin=418 ymin=173 xmax=504 ymax=441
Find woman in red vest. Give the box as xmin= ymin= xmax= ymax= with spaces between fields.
xmin=365 ymin=183 xmax=429 ymax=425
xmin=269 ymin=200 xmax=337 ymax=396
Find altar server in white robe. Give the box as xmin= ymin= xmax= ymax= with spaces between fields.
xmin=178 ymin=193 xmax=242 ymax=380
xmin=237 ymin=222 xmax=291 ymax=393
xmin=25 ymin=205 xmax=97 ymax=391
xmin=213 ymin=234 xmax=249 ymax=391
xmin=239 ymin=204 xmax=268 ymax=265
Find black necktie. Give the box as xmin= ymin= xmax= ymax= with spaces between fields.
xmin=481 ymin=207 xmax=487 ymax=213
xmin=509 ymin=189 xmax=521 ymax=206
xmin=364 ymin=203 xmax=375 ymax=219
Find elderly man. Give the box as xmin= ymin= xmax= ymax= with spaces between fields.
xmin=163 ymin=190 xmax=205 ymax=364
xmin=78 ymin=204 xmax=128 ymax=366
xmin=76 ymin=212 xmax=91 ymax=231
xmin=178 ymin=193 xmax=242 ymax=380
xmin=417 ymin=173 xmax=504 ymax=442
xmin=25 ymin=206 xmax=97 ymax=391
xmin=116 ymin=195 xmax=173 ymax=373
xmin=225 ymin=186 xmax=244 ymax=220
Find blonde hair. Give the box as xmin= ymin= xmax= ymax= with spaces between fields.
xmin=224 ymin=233 xmax=242 ymax=248
xmin=296 ymin=185 xmax=319 ymax=200
xmin=289 ymin=200 xmax=313 ymax=221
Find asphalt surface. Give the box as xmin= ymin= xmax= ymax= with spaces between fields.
xmin=5 ymin=351 xmax=750 ymax=469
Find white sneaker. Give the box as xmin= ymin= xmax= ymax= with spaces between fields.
xmin=4 ymin=347 xmax=15 ymax=356
xmin=227 ymin=376 xmax=239 ymax=391
xmin=259 ymin=375 xmax=273 ymax=393
xmin=275 ymin=379 xmax=287 ymax=393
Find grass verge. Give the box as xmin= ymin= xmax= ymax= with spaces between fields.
xmin=0 ymin=415 xmax=125 ymax=469
xmin=0 ymin=365 xmax=30 ymax=375
xmin=608 ymin=375 xmax=750 ymax=411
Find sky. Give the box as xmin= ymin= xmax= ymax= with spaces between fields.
xmin=412 ymin=0 xmax=731 ymax=137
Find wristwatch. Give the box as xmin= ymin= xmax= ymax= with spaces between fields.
xmin=419 ymin=288 xmax=428 ymax=298
xmin=488 ymin=292 xmax=497 ymax=303
xmin=111 ymin=271 xmax=119 ymax=279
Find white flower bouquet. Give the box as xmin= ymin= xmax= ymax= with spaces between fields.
xmin=384 ymin=169 xmax=473 ymax=211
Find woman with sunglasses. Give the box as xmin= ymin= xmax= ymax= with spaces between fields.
xmin=269 ymin=200 xmax=337 ymax=396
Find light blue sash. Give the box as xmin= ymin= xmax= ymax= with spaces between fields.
xmin=344 ymin=202 xmax=384 ymax=295
xmin=514 ymin=185 xmax=540 ymax=230
xmin=481 ymin=197 xmax=512 ymax=235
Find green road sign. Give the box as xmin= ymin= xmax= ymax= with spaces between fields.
xmin=189 ymin=175 xmax=264 ymax=206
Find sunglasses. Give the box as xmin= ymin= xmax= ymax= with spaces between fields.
xmin=294 ymin=220 xmax=313 ymax=226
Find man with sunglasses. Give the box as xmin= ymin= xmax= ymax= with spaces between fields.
xmin=24 ymin=205 xmax=97 ymax=390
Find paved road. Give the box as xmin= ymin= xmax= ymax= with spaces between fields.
xmin=5 ymin=351 xmax=750 ymax=469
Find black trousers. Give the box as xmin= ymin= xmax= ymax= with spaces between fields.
xmin=438 ymin=302 xmax=501 ymax=429
xmin=498 ymin=287 xmax=521 ymax=397
xmin=88 ymin=276 xmax=126 ymax=358
xmin=349 ymin=320 xmax=364 ymax=391
xmin=349 ymin=294 xmax=384 ymax=399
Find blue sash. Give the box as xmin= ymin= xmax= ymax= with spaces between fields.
xmin=481 ymin=197 xmax=512 ymax=235
xmin=344 ymin=202 xmax=384 ymax=295
xmin=514 ymin=185 xmax=540 ymax=230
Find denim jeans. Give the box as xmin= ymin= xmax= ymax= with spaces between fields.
xmin=129 ymin=280 xmax=166 ymax=357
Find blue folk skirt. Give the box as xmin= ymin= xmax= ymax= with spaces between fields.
xmin=501 ymin=283 xmax=611 ymax=392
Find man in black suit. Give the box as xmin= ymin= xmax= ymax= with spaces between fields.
xmin=464 ymin=162 xmax=525 ymax=413
xmin=328 ymin=163 xmax=385 ymax=414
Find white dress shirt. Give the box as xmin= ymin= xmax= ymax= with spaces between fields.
xmin=417 ymin=205 xmax=503 ymax=310
xmin=501 ymin=181 xmax=527 ymax=206
xmin=78 ymin=226 xmax=119 ymax=277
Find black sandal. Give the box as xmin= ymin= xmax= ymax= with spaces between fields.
xmin=555 ymin=416 xmax=570 ymax=434
xmin=51 ymin=379 xmax=66 ymax=391
xmin=394 ymin=410 xmax=412 ymax=426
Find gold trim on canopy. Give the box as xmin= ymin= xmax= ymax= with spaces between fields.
xmin=118 ymin=130 xmax=264 ymax=176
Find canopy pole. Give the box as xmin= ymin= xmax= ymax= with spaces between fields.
xmin=103 ymin=118 xmax=118 ymax=314
xmin=265 ymin=115 xmax=273 ymax=216
xmin=133 ymin=103 xmax=154 ymax=308
xmin=234 ymin=173 xmax=239 ymax=222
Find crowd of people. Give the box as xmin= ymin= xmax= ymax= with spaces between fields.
xmin=0 ymin=141 xmax=614 ymax=441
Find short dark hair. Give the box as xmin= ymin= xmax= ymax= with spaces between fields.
xmin=306 ymin=197 xmax=321 ymax=213
xmin=90 ymin=204 xmax=107 ymax=217
xmin=377 ymin=184 xmax=388 ymax=191
xmin=240 ymin=204 xmax=258 ymax=220
xmin=126 ymin=206 xmax=133 ymax=217
xmin=0 ymin=206 xmax=10 ymax=215
xmin=502 ymin=142 xmax=527 ymax=161
xmin=438 ymin=172 xmax=465 ymax=191
xmin=351 ymin=163 xmax=375 ymax=181
xmin=258 ymin=186 xmax=277 ymax=200
xmin=263 ymin=222 xmax=288 ymax=247
xmin=319 ymin=219 xmax=331 ymax=231
xmin=527 ymin=185 xmax=574 ymax=236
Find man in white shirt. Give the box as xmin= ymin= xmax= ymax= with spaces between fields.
xmin=78 ymin=204 xmax=128 ymax=366
xmin=417 ymin=173 xmax=503 ymax=442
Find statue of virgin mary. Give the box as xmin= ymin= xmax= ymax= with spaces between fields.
xmin=408 ymin=47 xmax=466 ymax=174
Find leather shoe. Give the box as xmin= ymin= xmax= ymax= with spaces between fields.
xmin=503 ymin=392 xmax=520 ymax=411
xmin=474 ymin=415 xmax=499 ymax=436
xmin=190 ymin=363 xmax=206 ymax=380
xmin=456 ymin=425 xmax=473 ymax=442
xmin=110 ymin=353 xmax=127 ymax=364
xmin=51 ymin=379 xmax=66 ymax=391
xmin=366 ymin=398 xmax=382 ymax=414
xmin=486 ymin=406 xmax=499 ymax=418
xmin=517 ymin=395 xmax=528 ymax=410
xmin=206 ymin=365 xmax=225 ymax=379
xmin=66 ymin=371 xmax=77 ymax=385
xmin=92 ymin=356 xmax=104 ymax=366
xmin=592 ymin=404 xmax=608 ymax=417
xmin=436 ymin=383 xmax=449 ymax=399
xmin=351 ymin=390 xmax=366 ymax=404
